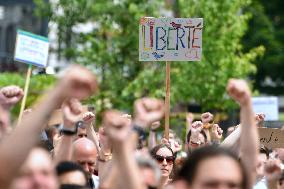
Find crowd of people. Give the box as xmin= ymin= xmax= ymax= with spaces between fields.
xmin=0 ymin=65 xmax=283 ymax=189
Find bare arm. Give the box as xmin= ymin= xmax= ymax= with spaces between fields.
xmin=104 ymin=110 xmax=145 ymax=189
xmin=86 ymin=125 xmax=101 ymax=153
xmin=54 ymin=98 xmax=83 ymax=163
xmin=240 ymin=99 xmax=258 ymax=186
xmin=148 ymin=121 xmax=160 ymax=149
xmin=0 ymin=86 xmax=65 ymax=188
xmin=227 ymin=79 xmax=259 ymax=188
xmin=0 ymin=65 xmax=98 ymax=188
xmin=221 ymin=125 xmax=241 ymax=154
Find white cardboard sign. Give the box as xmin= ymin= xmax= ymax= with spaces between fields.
xmin=252 ymin=97 xmax=279 ymax=121
xmin=139 ymin=17 xmax=203 ymax=61
xmin=14 ymin=30 xmax=49 ymax=68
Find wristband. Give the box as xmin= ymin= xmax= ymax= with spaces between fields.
xmin=132 ymin=124 xmax=147 ymax=141
xmin=98 ymin=153 xmax=112 ymax=162
xmin=60 ymin=121 xmax=84 ymax=136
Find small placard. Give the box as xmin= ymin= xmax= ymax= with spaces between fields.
xmin=252 ymin=97 xmax=279 ymax=121
xmin=139 ymin=17 xmax=203 ymax=61
xmin=259 ymin=128 xmax=284 ymax=149
xmin=14 ymin=30 xmax=49 ymax=67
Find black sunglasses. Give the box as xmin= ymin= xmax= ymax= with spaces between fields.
xmin=154 ymin=155 xmax=174 ymax=164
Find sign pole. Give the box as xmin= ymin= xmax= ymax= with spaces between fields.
xmin=165 ymin=61 xmax=171 ymax=140
xmin=18 ymin=64 xmax=32 ymax=123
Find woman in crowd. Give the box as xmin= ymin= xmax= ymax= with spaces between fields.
xmin=150 ymin=144 xmax=176 ymax=187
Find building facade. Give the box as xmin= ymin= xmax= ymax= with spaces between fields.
xmin=0 ymin=0 xmax=48 ymax=71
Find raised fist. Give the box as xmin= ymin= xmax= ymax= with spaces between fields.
xmin=255 ymin=113 xmax=265 ymax=127
xmin=82 ymin=111 xmax=95 ymax=125
xmin=190 ymin=121 xmax=204 ymax=143
xmin=103 ymin=110 xmax=131 ymax=143
xmin=133 ymin=98 xmax=164 ymax=128
xmin=201 ymin=112 xmax=213 ymax=124
xmin=62 ymin=98 xmax=83 ymax=128
xmin=227 ymin=79 xmax=251 ymax=106
xmin=211 ymin=124 xmax=223 ymax=140
xmin=150 ymin=121 xmax=161 ymax=131
xmin=191 ymin=121 xmax=203 ymax=133
xmin=58 ymin=65 xmax=98 ymax=100
xmin=0 ymin=85 xmax=24 ymax=109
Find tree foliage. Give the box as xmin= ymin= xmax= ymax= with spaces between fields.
xmin=243 ymin=0 xmax=284 ymax=94
xmin=33 ymin=0 xmax=264 ymax=113
xmin=0 ymin=73 xmax=56 ymax=118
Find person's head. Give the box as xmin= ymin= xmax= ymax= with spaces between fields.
xmin=76 ymin=127 xmax=87 ymax=139
xmin=136 ymin=155 xmax=161 ymax=189
xmin=10 ymin=147 xmax=58 ymax=189
xmin=56 ymin=161 xmax=88 ymax=186
xmin=256 ymin=145 xmax=269 ymax=179
xmin=174 ymin=146 xmax=248 ymax=189
xmin=150 ymin=144 xmax=175 ymax=179
xmin=186 ymin=130 xmax=207 ymax=152
xmin=72 ymin=138 xmax=97 ymax=177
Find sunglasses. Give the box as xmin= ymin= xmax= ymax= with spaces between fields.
xmin=154 ymin=155 xmax=175 ymax=164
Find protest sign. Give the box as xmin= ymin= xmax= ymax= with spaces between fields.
xmin=139 ymin=17 xmax=203 ymax=139
xmin=14 ymin=30 xmax=49 ymax=68
xmin=139 ymin=17 xmax=203 ymax=61
xmin=252 ymin=97 xmax=279 ymax=121
xmin=14 ymin=30 xmax=50 ymax=123
xmin=258 ymin=127 xmax=284 ymax=149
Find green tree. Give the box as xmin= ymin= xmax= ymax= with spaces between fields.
xmin=34 ymin=0 xmax=263 ymax=113
xmin=243 ymin=0 xmax=284 ymax=95
xmin=0 ymin=73 xmax=56 ymax=119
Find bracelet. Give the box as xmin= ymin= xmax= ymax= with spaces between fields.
xmin=60 ymin=121 xmax=84 ymax=136
xmin=98 ymin=154 xmax=112 ymax=162
xmin=132 ymin=124 xmax=147 ymax=141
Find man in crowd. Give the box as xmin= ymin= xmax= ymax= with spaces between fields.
xmin=73 ymin=138 xmax=99 ymax=189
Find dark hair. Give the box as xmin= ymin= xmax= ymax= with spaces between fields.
xmin=150 ymin=144 xmax=175 ymax=159
xmin=175 ymin=146 xmax=248 ymax=189
xmin=56 ymin=161 xmax=88 ymax=182
xmin=259 ymin=145 xmax=269 ymax=159
xmin=186 ymin=130 xmax=207 ymax=144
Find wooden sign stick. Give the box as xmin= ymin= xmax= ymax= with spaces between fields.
xmin=18 ymin=65 xmax=32 ymax=123
xmin=165 ymin=61 xmax=171 ymax=140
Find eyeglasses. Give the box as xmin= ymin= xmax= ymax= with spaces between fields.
xmin=154 ymin=155 xmax=174 ymax=164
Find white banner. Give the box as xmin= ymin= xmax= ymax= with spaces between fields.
xmin=14 ymin=30 xmax=49 ymax=67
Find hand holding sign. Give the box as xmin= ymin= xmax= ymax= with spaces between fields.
xmin=133 ymin=98 xmax=165 ymax=128
xmin=227 ymin=79 xmax=251 ymax=106
xmin=0 ymin=85 xmax=24 ymax=109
